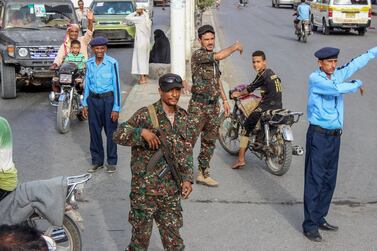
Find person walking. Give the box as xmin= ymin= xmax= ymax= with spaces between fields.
xmin=113 ymin=73 xmax=193 ymax=251
xmin=189 ymin=24 xmax=243 ymax=187
xmin=149 ymin=29 xmax=170 ymax=64
xmin=125 ymin=5 xmax=152 ymax=84
xmin=81 ymin=37 xmax=121 ymax=173
xmin=303 ymin=46 xmax=377 ymax=242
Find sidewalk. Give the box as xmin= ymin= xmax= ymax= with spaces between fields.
xmin=119 ymin=10 xmax=229 ymax=121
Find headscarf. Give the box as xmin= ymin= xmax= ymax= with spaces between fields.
xmin=0 ymin=116 xmax=17 ymax=192
xmin=63 ymin=24 xmax=80 ymax=56
xmin=149 ymin=29 xmax=170 ymax=64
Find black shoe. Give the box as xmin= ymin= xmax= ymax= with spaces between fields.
xmin=106 ymin=164 xmax=116 ymax=173
xmin=319 ymin=222 xmax=339 ymax=231
xmin=304 ymin=230 xmax=322 ymax=242
xmin=87 ymin=164 xmax=103 ymax=173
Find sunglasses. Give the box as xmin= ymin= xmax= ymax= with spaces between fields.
xmin=162 ymin=75 xmax=182 ymax=85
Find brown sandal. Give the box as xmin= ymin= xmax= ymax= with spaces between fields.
xmin=232 ymin=162 xmax=246 ymax=169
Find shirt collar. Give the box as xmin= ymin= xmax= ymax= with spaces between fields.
xmin=316 ymin=68 xmax=334 ymax=80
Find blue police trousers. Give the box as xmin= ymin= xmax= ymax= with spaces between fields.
xmin=303 ymin=125 xmax=341 ymax=233
xmin=87 ymin=95 xmax=118 ymax=166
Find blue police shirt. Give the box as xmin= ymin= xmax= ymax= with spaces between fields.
xmin=82 ymin=54 xmax=121 ymax=112
xmin=307 ymin=48 xmax=377 ymax=130
xmin=297 ymin=3 xmax=310 ymax=21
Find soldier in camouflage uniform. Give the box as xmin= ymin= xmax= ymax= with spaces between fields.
xmin=189 ymin=25 xmax=243 ymax=187
xmin=113 ymin=73 xmax=193 ymax=251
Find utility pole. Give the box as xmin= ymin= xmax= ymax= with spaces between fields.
xmin=171 ymin=0 xmax=186 ymax=81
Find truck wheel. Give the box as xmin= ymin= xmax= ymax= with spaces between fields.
xmin=357 ymin=28 xmax=366 ymax=36
xmin=311 ymin=16 xmax=318 ymax=31
xmin=0 ymin=61 xmax=16 ymax=99
xmin=322 ymin=19 xmax=330 ymax=35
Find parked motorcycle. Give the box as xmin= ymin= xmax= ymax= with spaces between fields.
xmin=49 ymin=62 xmax=85 ymax=134
xmin=219 ymin=85 xmax=304 ymax=176
xmin=295 ymin=20 xmax=311 ymax=42
xmin=0 ymin=173 xmax=92 ymax=251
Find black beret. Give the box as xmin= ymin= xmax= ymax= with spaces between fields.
xmin=198 ymin=24 xmax=215 ymax=37
xmin=159 ymin=73 xmax=183 ymax=92
xmin=89 ymin=36 xmax=108 ymax=47
xmin=314 ymin=47 xmax=340 ymax=60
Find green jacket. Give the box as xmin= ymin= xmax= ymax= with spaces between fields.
xmin=64 ymin=53 xmax=87 ymax=70
xmin=0 ymin=116 xmax=17 ymax=191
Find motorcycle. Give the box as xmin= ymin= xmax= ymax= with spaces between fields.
xmin=0 ymin=173 xmax=92 ymax=251
xmin=219 ymin=85 xmax=304 ymax=176
xmin=49 ymin=62 xmax=85 ymax=134
xmin=295 ymin=20 xmax=311 ymax=42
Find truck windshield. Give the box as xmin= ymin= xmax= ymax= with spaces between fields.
xmin=333 ymin=0 xmax=368 ymax=4
xmin=4 ymin=3 xmax=75 ymax=29
xmin=92 ymin=1 xmax=134 ymax=15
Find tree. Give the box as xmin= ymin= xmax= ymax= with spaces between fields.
xmin=195 ymin=0 xmax=216 ymax=27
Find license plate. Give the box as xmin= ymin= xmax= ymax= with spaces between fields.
xmin=60 ymin=74 xmax=72 ymax=84
xmin=346 ymin=13 xmax=355 ymax=18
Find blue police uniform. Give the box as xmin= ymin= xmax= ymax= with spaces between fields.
xmin=82 ymin=39 xmax=121 ymax=167
xmin=303 ymin=47 xmax=377 ymax=234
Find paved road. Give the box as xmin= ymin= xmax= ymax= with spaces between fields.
xmin=2 ymin=2 xmax=377 ymax=250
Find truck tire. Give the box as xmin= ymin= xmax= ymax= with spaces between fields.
xmin=0 ymin=61 xmax=16 ymax=99
xmin=357 ymin=28 xmax=366 ymax=36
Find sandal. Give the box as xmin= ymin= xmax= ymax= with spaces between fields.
xmin=232 ymin=161 xmax=246 ymax=169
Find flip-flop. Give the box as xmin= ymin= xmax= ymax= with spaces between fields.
xmin=232 ymin=162 xmax=246 ymax=169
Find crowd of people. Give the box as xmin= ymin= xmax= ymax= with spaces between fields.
xmin=1 ymin=0 xmax=377 ymax=250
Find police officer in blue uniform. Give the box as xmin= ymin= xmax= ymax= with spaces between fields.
xmin=303 ymin=46 xmax=377 ymax=242
xmin=82 ymin=36 xmax=121 ymax=173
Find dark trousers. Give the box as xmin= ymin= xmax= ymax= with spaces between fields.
xmin=243 ymin=110 xmax=262 ymax=136
xmin=87 ymin=95 xmax=118 ymax=166
xmin=303 ymin=125 xmax=341 ymax=233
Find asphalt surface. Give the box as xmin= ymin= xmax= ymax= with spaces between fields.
xmin=2 ymin=2 xmax=377 ymax=251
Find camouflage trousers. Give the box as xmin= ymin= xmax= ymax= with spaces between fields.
xmin=128 ymin=192 xmax=184 ymax=251
xmin=187 ymin=100 xmax=220 ymax=177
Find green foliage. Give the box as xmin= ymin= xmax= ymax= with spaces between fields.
xmin=196 ymin=0 xmax=216 ymax=11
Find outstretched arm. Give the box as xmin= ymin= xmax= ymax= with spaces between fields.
xmin=336 ymin=47 xmax=377 ymax=82
xmin=214 ymin=41 xmax=243 ymax=61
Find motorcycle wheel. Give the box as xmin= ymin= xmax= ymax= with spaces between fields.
xmin=30 ymin=214 xmax=82 ymax=251
xmin=57 ymin=94 xmax=71 ymax=134
xmin=265 ymin=132 xmax=292 ymax=176
xmin=303 ymin=34 xmax=307 ymax=43
xmin=218 ymin=112 xmax=242 ymax=156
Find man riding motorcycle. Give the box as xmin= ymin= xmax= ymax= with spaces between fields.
xmin=294 ymin=0 xmax=311 ymax=34
xmin=230 ymin=51 xmax=283 ymax=169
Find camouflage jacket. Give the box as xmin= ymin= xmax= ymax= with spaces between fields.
xmin=113 ymin=100 xmax=194 ymax=196
xmin=191 ymin=47 xmax=221 ymax=98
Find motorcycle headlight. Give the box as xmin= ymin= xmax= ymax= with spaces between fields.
xmin=59 ymin=74 xmax=72 ymax=84
xmin=18 ymin=47 xmax=28 ymax=57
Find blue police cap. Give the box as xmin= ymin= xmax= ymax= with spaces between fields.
xmin=89 ymin=36 xmax=108 ymax=47
xmin=314 ymin=47 xmax=340 ymax=60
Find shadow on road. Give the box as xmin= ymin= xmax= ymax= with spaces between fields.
xmin=216 ymin=147 xmax=304 ymax=233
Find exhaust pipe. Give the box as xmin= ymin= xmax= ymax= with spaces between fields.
xmin=292 ymin=145 xmax=304 ymax=156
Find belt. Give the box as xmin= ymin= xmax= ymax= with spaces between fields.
xmin=89 ymin=91 xmax=113 ymax=99
xmin=192 ymin=93 xmax=219 ymax=105
xmin=310 ymin=125 xmax=342 ymax=136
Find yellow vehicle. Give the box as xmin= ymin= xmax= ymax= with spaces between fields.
xmin=310 ymin=0 xmax=372 ymax=35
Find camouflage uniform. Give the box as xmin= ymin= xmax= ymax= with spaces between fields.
xmin=113 ymin=100 xmax=193 ymax=251
xmin=188 ymin=47 xmax=221 ymax=177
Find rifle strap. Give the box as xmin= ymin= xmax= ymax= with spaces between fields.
xmin=147 ymin=105 xmax=159 ymax=129
xmin=145 ymin=105 xmax=161 ymax=173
